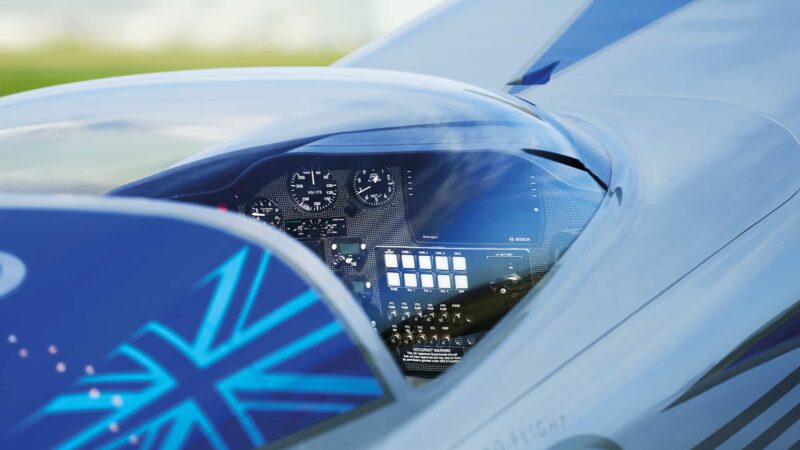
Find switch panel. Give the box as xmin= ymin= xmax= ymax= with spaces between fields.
xmin=376 ymin=245 xmax=532 ymax=377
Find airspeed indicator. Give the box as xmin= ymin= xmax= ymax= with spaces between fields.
xmin=288 ymin=168 xmax=339 ymax=212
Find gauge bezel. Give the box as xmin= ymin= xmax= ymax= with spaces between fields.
xmin=245 ymin=198 xmax=283 ymax=228
xmin=287 ymin=168 xmax=339 ymax=213
xmin=349 ymin=167 xmax=397 ymax=208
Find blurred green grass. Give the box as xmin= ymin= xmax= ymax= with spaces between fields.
xmin=0 ymin=44 xmax=347 ymax=96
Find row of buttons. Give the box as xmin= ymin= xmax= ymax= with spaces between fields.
xmin=386 ymin=272 xmax=468 ymax=289
xmin=384 ymin=254 xmax=467 ymax=271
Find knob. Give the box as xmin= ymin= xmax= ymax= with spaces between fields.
xmin=401 ymin=311 xmax=412 ymax=322
xmin=449 ymin=312 xmax=463 ymax=325
xmin=386 ymin=311 xmax=398 ymax=323
xmin=389 ymin=333 xmax=401 ymax=347
xmin=440 ymin=335 xmax=451 ymax=346
xmin=492 ymin=273 xmax=524 ymax=295
xmin=437 ymin=313 xmax=449 ymax=325
xmin=403 ymin=333 xmax=414 ymax=346
xmin=504 ymin=273 xmax=523 ymax=284
xmin=428 ymin=334 xmax=439 ymax=345
xmin=412 ymin=312 xmax=423 ymax=324
xmin=415 ymin=334 xmax=427 ymax=345
xmin=424 ymin=313 xmax=435 ymax=324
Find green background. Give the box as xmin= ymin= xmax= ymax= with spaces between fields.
xmin=0 ymin=45 xmax=345 ymax=96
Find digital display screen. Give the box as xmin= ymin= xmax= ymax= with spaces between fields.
xmin=405 ymin=152 xmax=544 ymax=245
xmin=350 ymin=280 xmax=367 ymax=293
xmin=339 ymin=242 xmax=361 ymax=254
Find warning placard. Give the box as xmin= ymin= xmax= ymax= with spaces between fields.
xmin=401 ymin=346 xmax=464 ymax=365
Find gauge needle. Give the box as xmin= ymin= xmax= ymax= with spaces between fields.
xmin=311 ymin=171 xmax=315 ymax=185
xmin=357 ymin=186 xmax=373 ymax=195
xmin=251 ymin=212 xmax=265 ymax=217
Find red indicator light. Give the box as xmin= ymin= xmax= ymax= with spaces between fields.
xmin=216 ymin=204 xmax=228 ymax=212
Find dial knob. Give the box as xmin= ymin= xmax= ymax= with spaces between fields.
xmin=389 ymin=333 xmax=401 ymax=347
xmin=332 ymin=255 xmax=347 ymax=267
xmin=504 ymin=273 xmax=523 ymax=284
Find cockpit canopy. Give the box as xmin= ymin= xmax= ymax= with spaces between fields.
xmin=0 ymin=68 xmax=608 ymax=379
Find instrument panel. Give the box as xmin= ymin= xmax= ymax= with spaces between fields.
xmin=179 ymin=150 xmax=601 ymax=378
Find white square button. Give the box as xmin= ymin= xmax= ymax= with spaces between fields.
xmin=403 ymin=273 xmax=418 ymax=287
xmin=384 ymin=254 xmax=398 ymax=268
xmin=437 ymin=274 xmax=452 ymax=289
xmin=401 ymin=254 xmax=416 ymax=269
xmin=454 ymin=275 xmax=469 ymax=289
xmin=452 ymin=256 xmax=467 ymax=271
xmin=386 ymin=272 xmax=401 ymax=287
xmin=435 ymin=256 xmax=449 ymax=271
xmin=418 ymin=255 xmax=432 ymax=270
xmin=420 ymin=273 xmax=435 ymax=288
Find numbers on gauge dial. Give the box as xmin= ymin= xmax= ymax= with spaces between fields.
xmin=246 ymin=199 xmax=283 ymax=228
xmin=351 ymin=168 xmax=396 ymax=207
xmin=288 ymin=168 xmax=339 ymax=212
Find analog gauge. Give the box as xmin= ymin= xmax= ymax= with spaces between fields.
xmin=288 ymin=168 xmax=339 ymax=212
xmin=285 ymin=217 xmax=346 ymax=238
xmin=350 ymin=168 xmax=396 ymax=208
xmin=246 ymin=199 xmax=283 ymax=228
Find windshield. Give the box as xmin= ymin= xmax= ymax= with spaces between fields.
xmin=0 ymin=68 xmax=607 ymax=195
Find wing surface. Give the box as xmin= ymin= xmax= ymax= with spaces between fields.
xmin=336 ymin=0 xmax=590 ymax=90
xmin=339 ymin=0 xmax=702 ymax=93
xmin=524 ymin=0 xmax=800 ymax=137
xmin=342 ymin=0 xmax=800 ymax=138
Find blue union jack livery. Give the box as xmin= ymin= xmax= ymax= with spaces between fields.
xmin=2 ymin=0 xmax=800 ymax=446
xmin=0 ymin=208 xmax=388 ymax=449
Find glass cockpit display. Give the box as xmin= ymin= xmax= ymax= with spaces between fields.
xmin=405 ymin=152 xmax=544 ymax=245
